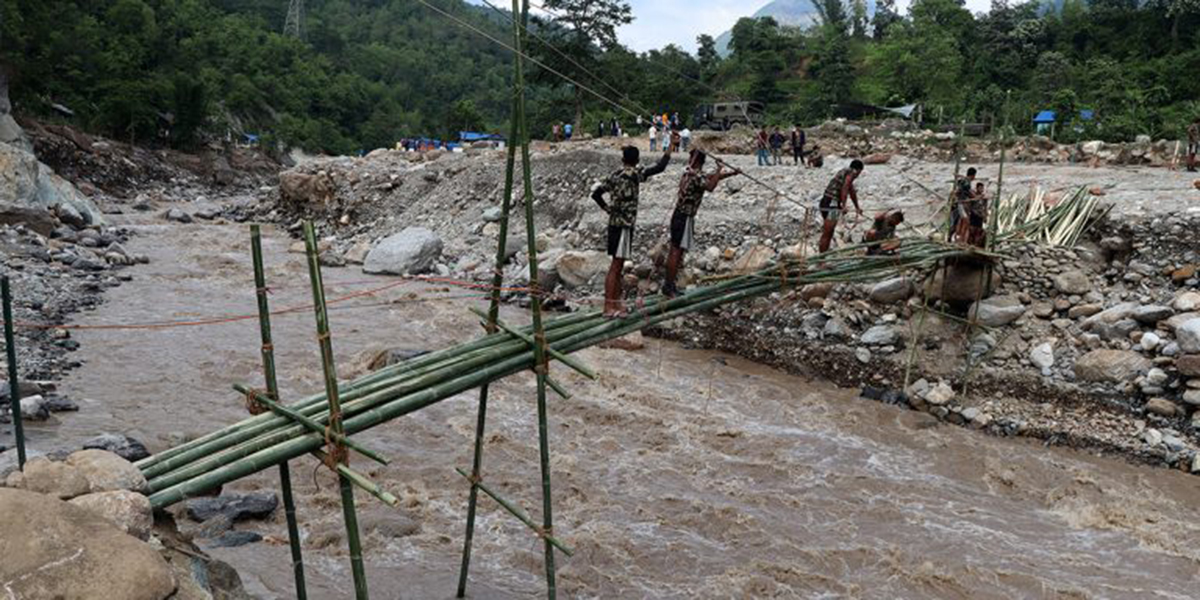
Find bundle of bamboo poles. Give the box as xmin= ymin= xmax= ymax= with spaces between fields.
xmin=991 ymin=185 xmax=1109 ymax=246
xmin=136 ymin=239 xmax=985 ymax=509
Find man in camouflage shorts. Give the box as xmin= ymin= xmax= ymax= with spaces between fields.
xmin=591 ymin=137 xmax=677 ymax=317
xmin=663 ymin=150 xmax=740 ymax=297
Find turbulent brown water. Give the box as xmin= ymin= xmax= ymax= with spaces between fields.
xmin=36 ymin=217 xmax=1200 ymax=598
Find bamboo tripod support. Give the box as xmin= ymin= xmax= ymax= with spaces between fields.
xmin=303 ymin=221 xmax=370 ymax=600
xmin=457 ymin=0 xmax=563 ymax=596
xmin=2 ymin=276 xmax=26 ymax=469
xmin=250 ymin=225 xmax=308 ymax=599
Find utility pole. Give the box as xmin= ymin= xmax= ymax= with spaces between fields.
xmin=284 ymin=0 xmax=304 ymax=39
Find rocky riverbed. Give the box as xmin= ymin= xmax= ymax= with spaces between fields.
xmin=6 ymin=116 xmax=1200 ymax=597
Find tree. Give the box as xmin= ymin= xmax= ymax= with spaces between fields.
xmin=873 ymin=0 xmax=902 ymax=39
xmin=696 ymin=34 xmax=721 ymax=83
xmin=851 ymin=0 xmax=870 ymax=38
xmin=536 ymin=0 xmax=633 ymax=128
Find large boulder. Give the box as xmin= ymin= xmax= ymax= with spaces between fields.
xmin=0 ymin=141 xmax=102 ymax=231
xmin=82 ymin=433 xmax=151 ymax=462
xmin=1081 ymin=302 xmax=1139 ymax=331
xmin=185 ymin=491 xmax=278 ymax=523
xmin=69 ymin=490 xmax=153 ymax=540
xmin=554 ymin=250 xmax=609 ymax=289
xmin=0 ymin=488 xmax=176 ymax=599
xmin=363 ymin=227 xmax=443 ymax=275
xmin=869 ymin=277 xmax=913 ymax=304
xmin=968 ymin=295 xmax=1026 ymax=327
xmin=1177 ymin=318 xmax=1200 ymax=354
xmin=1074 ymin=349 xmax=1152 ymax=383
xmin=65 ymin=449 xmax=147 ymax=493
xmin=6 ymin=457 xmax=90 ymax=499
xmin=924 ymin=261 xmax=1000 ymax=304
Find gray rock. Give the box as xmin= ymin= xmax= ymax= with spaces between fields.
xmin=82 ymin=434 xmax=151 ymax=462
xmin=363 ymin=227 xmax=443 ymax=275
xmin=482 ymin=207 xmax=503 ymax=222
xmin=0 ymin=488 xmax=175 ymax=600
xmin=1133 ymin=305 xmax=1174 ymax=324
xmin=925 ymin=381 xmax=955 ymax=406
xmin=1030 ymin=342 xmax=1054 ymax=371
xmin=1074 ymin=349 xmax=1152 ymax=383
xmin=7 ymin=457 xmax=90 ymax=499
xmin=1054 ymin=270 xmax=1092 ymax=295
xmin=1141 ymin=331 xmax=1162 ymax=352
xmin=868 ymin=277 xmax=912 ymax=304
xmin=855 ymin=347 xmax=871 ymax=364
xmin=164 ymin=208 xmax=193 ymax=223
xmin=68 ymin=490 xmax=153 ymax=540
xmin=553 ymin=251 xmax=609 ymax=289
xmin=1177 ymin=318 xmax=1200 ymax=354
xmin=65 ymin=449 xmax=147 ymax=493
xmin=204 ymin=531 xmax=264 ymax=548
xmin=968 ymin=295 xmax=1026 ymax=327
xmin=18 ymin=394 xmax=50 ymax=421
xmin=1081 ymin=302 xmax=1139 ymax=331
xmin=186 ymin=491 xmax=279 ymax=522
xmin=1183 ymin=389 xmax=1200 ymax=406
xmin=823 ymin=317 xmax=851 ymax=339
xmin=860 ymin=325 xmax=900 ymax=346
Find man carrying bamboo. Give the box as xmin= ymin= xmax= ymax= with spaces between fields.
xmin=818 ymin=159 xmax=864 ymax=253
xmin=1188 ymin=117 xmax=1199 ymax=172
xmin=592 ymin=136 xmax=678 ymax=317
xmin=663 ymin=150 xmax=741 ymax=297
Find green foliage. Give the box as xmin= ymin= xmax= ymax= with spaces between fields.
xmin=3 ymin=0 xmax=1199 ymax=150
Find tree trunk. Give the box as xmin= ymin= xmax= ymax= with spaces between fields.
xmin=574 ymin=85 xmax=584 ymax=133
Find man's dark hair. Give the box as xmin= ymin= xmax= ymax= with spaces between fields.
xmin=690 ymin=149 xmax=707 ymax=166
xmin=622 ymin=146 xmax=640 ymax=165
xmin=850 ymin=159 xmax=864 ymax=172
xmin=967 ymin=167 xmax=977 ymax=177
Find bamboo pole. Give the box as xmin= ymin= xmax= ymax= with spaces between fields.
xmin=303 ymin=221 xmax=369 ymax=600
xmin=1 ymin=276 xmax=26 ymax=469
xmin=144 ymin=243 xmax=987 ymax=507
xmin=250 ymin=225 xmax=307 ymax=600
xmin=510 ymin=0 xmax=560 ymax=594
xmin=467 ymin=308 xmax=595 ymax=379
xmin=455 ymin=468 xmax=573 ymax=555
xmin=457 ymin=36 xmax=524 ymax=593
xmin=234 ymin=384 xmax=390 ymax=465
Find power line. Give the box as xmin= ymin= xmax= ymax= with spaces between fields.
xmin=414 ymin=0 xmax=650 ymax=121
xmin=475 ymin=0 xmax=655 ymax=120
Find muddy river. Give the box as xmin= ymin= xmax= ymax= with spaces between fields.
xmin=31 ymin=217 xmax=1200 ymax=598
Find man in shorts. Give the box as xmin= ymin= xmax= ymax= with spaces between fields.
xmin=864 ymin=209 xmax=904 ymax=255
xmin=818 ymin=159 xmax=864 ymax=253
xmin=591 ymin=137 xmax=678 ymax=317
xmin=663 ymin=150 xmax=741 ymax=297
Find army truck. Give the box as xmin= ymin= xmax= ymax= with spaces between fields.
xmin=693 ymin=101 xmax=765 ymax=130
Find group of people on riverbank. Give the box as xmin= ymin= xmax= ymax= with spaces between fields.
xmin=755 ymin=126 xmax=823 ymax=168
xmin=588 ymin=134 xmax=948 ymax=317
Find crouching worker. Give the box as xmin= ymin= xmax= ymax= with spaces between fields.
xmin=864 ymin=209 xmax=904 ymax=255
xmin=591 ymin=138 xmax=676 ymax=317
xmin=663 ymin=150 xmax=741 ymax=297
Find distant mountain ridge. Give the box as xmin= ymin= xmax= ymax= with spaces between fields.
xmin=714 ymin=0 xmax=877 ymax=55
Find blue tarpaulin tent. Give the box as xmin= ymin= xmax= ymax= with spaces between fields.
xmin=1033 ymin=110 xmax=1056 ymax=124
xmin=459 ymin=131 xmax=506 ymax=142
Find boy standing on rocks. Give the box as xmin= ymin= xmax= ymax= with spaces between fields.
xmin=592 ymin=136 xmax=678 ymax=317
xmin=662 ymin=150 xmax=741 ymax=297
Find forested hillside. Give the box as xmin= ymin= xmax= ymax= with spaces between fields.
xmin=2 ymin=0 xmax=1198 ymax=154
xmin=0 ymin=0 xmax=518 ymax=153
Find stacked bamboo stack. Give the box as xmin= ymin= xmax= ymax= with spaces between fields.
xmin=136 ymin=239 xmax=983 ymax=508
xmin=991 ymin=185 xmax=1109 ymax=246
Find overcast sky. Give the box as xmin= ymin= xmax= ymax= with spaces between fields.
xmin=615 ymin=0 xmax=997 ymax=52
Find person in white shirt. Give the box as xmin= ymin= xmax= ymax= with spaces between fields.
xmin=681 ymin=127 xmax=691 ymax=152
xmin=649 ymin=124 xmax=658 ymax=151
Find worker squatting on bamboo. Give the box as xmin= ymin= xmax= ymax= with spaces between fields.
xmin=663 ymin=150 xmax=741 ymax=298
xmin=591 ymin=135 xmax=679 ymax=318
xmin=818 ymin=159 xmax=865 ymax=253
